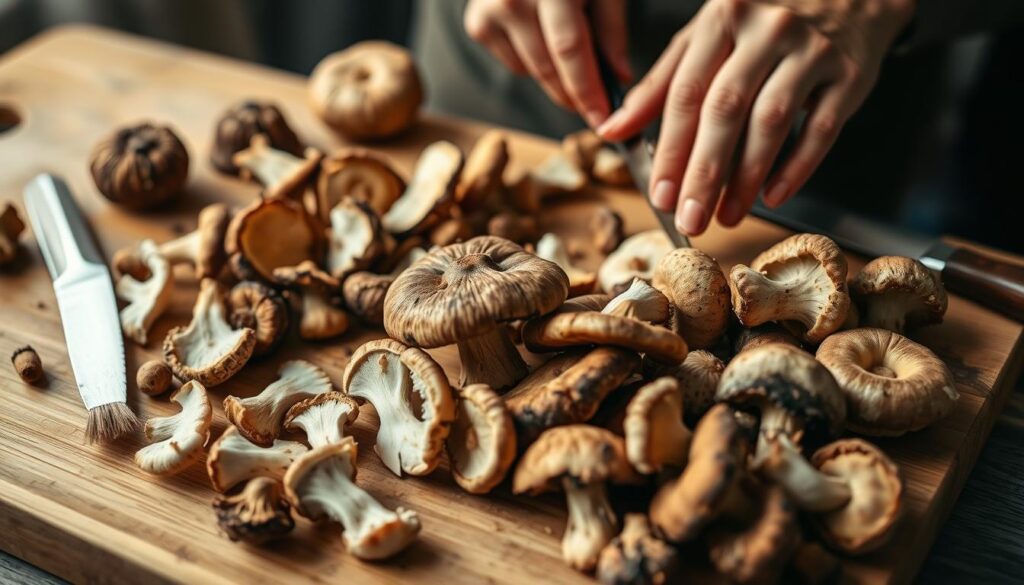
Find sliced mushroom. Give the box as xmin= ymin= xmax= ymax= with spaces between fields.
xmin=326 ymin=196 xmax=389 ymax=278
xmin=226 ymin=280 xmax=289 ymax=358
xmin=134 ymin=381 xmax=212 ymax=475
xmin=591 ymin=147 xmax=632 ymax=187
xmin=652 ymin=247 xmax=730 ymax=349
xmin=382 ymin=140 xmax=464 ymax=238
xmin=641 ymin=349 xmax=724 ymax=425
xmin=0 ymin=202 xmax=25 ymax=266
xmin=115 ymin=239 xmax=172 ymax=345
xmin=273 ymin=261 xmax=349 ymax=340
xmin=284 ymin=391 xmax=360 ymax=448
xmin=224 ymin=360 xmax=334 ymax=446
xmin=513 ymin=425 xmax=639 ymax=571
xmin=89 ymin=122 xmax=189 ymax=210
xmin=589 ymin=206 xmax=624 ymax=256
xmin=707 ymin=485 xmax=801 ymax=585
xmin=536 ymin=233 xmax=596 ymax=296
xmin=342 ymin=247 xmax=426 ymax=325
xmin=447 ymin=384 xmax=517 ymax=494
xmin=207 ymin=426 xmax=308 ymax=493
xmin=487 ymin=212 xmax=541 ymax=245
xmin=598 ymin=230 xmax=674 ymax=295
xmin=851 ymin=256 xmax=948 ymax=333
xmin=729 ymin=234 xmax=850 ymax=343
xmin=163 ymin=278 xmax=256 ymax=387
xmin=210 ymin=100 xmax=304 ymax=175
xmin=232 ymin=134 xmax=323 ymax=201
xmin=284 ymin=439 xmax=422 ymax=559
xmin=317 ymin=148 xmax=405 ymax=221
xmin=342 ymin=339 xmax=455 ymax=476
xmin=212 ymin=477 xmax=295 ymax=545
xmin=113 ymin=203 xmax=230 ymax=281
xmin=816 ymin=328 xmax=958 ymax=436
xmin=624 ymin=377 xmax=690 ymax=474
xmin=226 ymin=197 xmax=323 ymax=282
xmin=456 ymin=130 xmax=509 ymax=211
xmin=596 ymin=513 xmax=679 ymax=585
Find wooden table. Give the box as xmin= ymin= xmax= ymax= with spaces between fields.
xmin=1 ymin=25 xmax=1022 ymax=585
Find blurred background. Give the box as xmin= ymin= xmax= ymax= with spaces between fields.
xmin=0 ymin=0 xmax=1021 ymax=253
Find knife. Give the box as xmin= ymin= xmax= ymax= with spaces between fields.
xmin=23 ymin=174 xmax=137 ymax=442
xmin=751 ymin=197 xmax=1024 ymax=321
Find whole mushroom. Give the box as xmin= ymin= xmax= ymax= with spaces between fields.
xmin=210 ymin=100 xmax=304 ymax=175
xmin=447 ymin=383 xmax=517 ymax=494
xmin=851 ymin=256 xmax=948 ymax=333
xmin=90 ymin=122 xmax=189 ymax=210
xmin=134 ymin=381 xmax=213 ymax=475
xmin=207 ymin=426 xmax=308 ymax=493
xmin=652 ymin=247 xmax=730 ymax=349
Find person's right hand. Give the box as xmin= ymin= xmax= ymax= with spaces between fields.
xmin=463 ymin=0 xmax=632 ymax=128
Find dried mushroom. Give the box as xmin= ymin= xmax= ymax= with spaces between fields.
xmin=213 ymin=477 xmax=295 ymax=544
xmin=284 ymin=392 xmax=360 ymax=448
xmin=707 ymin=485 xmax=801 ymax=585
xmin=642 ymin=349 xmax=724 ymax=425
xmin=342 ymin=247 xmax=426 ymax=325
xmin=598 ymin=230 xmax=674 ymax=295
xmin=226 ymin=281 xmax=289 ymax=358
xmin=596 ymin=514 xmax=679 ymax=585
xmin=851 ymin=256 xmax=948 ymax=333
xmin=11 ymin=346 xmax=42 ymax=385
xmin=652 ymin=247 xmax=730 ymax=349
xmin=207 ymin=426 xmax=308 ymax=493
xmin=272 ymin=261 xmax=349 ymax=340
xmin=0 ymin=202 xmax=25 ymax=266
xmin=114 ymin=203 xmax=230 ymax=281
xmin=591 ymin=147 xmax=632 ymax=187
xmin=137 ymin=360 xmax=173 ymax=396
xmin=224 ymin=359 xmax=333 ymax=446
xmin=134 ymin=381 xmax=212 ymax=475
xmin=210 ymin=100 xmax=303 ymax=175
xmin=381 ymin=140 xmax=463 ymax=238
xmin=536 ymin=233 xmax=596 ymax=297
xmin=623 ymin=377 xmax=691 ymax=474
xmin=456 ymin=130 xmax=509 ymax=210
xmin=507 ymin=153 xmax=588 ymax=213
xmin=602 ymin=279 xmax=671 ymax=324
xmin=115 ymin=239 xmax=172 ymax=345
xmin=226 ymin=197 xmax=323 ymax=282
xmin=447 ymin=383 xmax=517 ymax=494
xmin=589 ymin=206 xmax=624 ymax=256
xmin=487 ymin=212 xmax=540 ymax=245
xmin=232 ymin=134 xmax=323 ymax=201
xmin=89 ymin=122 xmax=189 ymax=210
xmin=562 ymin=129 xmax=603 ymax=172
xmin=317 ymin=149 xmax=405 ymax=221
xmin=326 ymin=196 xmax=389 ymax=278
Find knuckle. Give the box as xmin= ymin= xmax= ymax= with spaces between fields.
xmin=705 ymin=86 xmax=746 ymax=122
xmin=669 ymin=80 xmax=705 ymax=114
xmin=808 ymin=113 xmax=839 ymax=139
xmin=548 ymin=33 xmax=585 ymax=59
xmin=754 ymin=101 xmax=791 ymax=133
xmin=766 ymin=11 xmax=796 ymax=40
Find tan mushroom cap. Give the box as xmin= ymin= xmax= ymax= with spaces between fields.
xmin=317 ymin=148 xmax=405 ymax=220
xmin=226 ymin=198 xmax=323 ymax=282
xmin=598 ymin=230 xmax=675 ymax=295
xmin=707 ymin=485 xmax=800 ymax=585
xmin=642 ymin=349 xmax=724 ymax=424
xmin=382 ymin=140 xmax=463 ymax=238
xmin=596 ymin=514 xmax=679 ymax=585
xmin=513 ymin=425 xmax=636 ymax=494
xmin=624 ymin=377 xmax=690 ymax=474
xmin=232 ymin=134 xmax=323 ymax=201
xmin=456 ymin=130 xmax=509 ymax=210
xmin=733 ymin=323 xmax=802 ymax=354
xmin=810 ymin=439 xmax=903 ymax=554
xmin=816 ymin=328 xmax=958 ymax=436
xmin=89 ymin=122 xmax=189 ymax=210
xmin=210 ymin=100 xmax=304 ymax=175
xmin=505 ymin=347 xmax=640 ymax=444
xmin=447 ymin=384 xmax=517 ymax=494
xmin=226 ymin=280 xmax=289 ymax=358
xmin=652 ymin=247 xmax=730 ymax=349
xmin=212 ymin=476 xmax=295 ymax=544
xmin=851 ymin=256 xmax=948 ymax=333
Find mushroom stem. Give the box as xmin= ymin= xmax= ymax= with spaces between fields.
xmin=863 ymin=297 xmax=910 ymax=333
xmin=754 ymin=405 xmax=803 ymax=464
xmin=759 ymin=434 xmax=851 ymax=512
xmin=562 ymin=476 xmax=618 ymax=572
xmin=456 ymin=326 xmax=528 ymax=390
xmin=159 ymin=230 xmax=200 ymax=267
xmin=730 ymin=263 xmax=837 ymax=333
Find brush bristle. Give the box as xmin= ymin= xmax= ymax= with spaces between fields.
xmin=86 ymin=402 xmax=139 ymax=443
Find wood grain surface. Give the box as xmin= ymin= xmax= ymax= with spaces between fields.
xmin=1 ymin=25 xmax=1022 ymax=585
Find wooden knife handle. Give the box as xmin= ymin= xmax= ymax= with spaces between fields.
xmin=943 ymin=248 xmax=1024 ymax=321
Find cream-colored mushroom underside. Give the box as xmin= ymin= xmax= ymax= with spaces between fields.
xmin=135 ymin=382 xmax=210 ymax=475
xmin=212 ymin=428 xmax=308 ymax=492
xmin=755 ymin=257 xmax=836 ymax=329
xmin=449 ymin=398 xmax=498 ymax=480
xmin=327 ymin=202 xmax=376 ymax=277
xmin=116 ymin=239 xmax=173 ymax=345
xmin=176 ymin=284 xmax=251 ymax=370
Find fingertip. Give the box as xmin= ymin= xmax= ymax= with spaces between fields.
xmin=677 ymin=198 xmax=709 ymax=236
xmin=650 ymin=180 xmax=677 ymax=211
xmin=763 ymin=180 xmax=790 ymax=208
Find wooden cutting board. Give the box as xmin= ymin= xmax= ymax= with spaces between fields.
xmin=1 ymin=25 xmax=1022 ymax=585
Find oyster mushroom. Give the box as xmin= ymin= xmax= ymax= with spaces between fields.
xmin=223 ymin=359 xmax=334 ymax=446
xmin=487 ymin=212 xmax=540 ymax=245
xmin=381 ymin=140 xmax=464 ymax=238
xmin=707 ymin=485 xmax=801 ymax=585
xmin=589 ymin=206 xmax=624 ymax=256
xmin=652 ymin=247 xmax=730 ymax=349
xmin=851 ymin=256 xmax=948 ymax=333
xmin=0 ymin=201 xmax=25 ymax=266
xmin=595 ymin=514 xmax=679 ymax=585
xmin=598 ymin=230 xmax=674 ymax=295
xmin=447 ymin=383 xmax=517 ymax=494
xmin=233 ymin=134 xmax=323 ymax=201
xmin=113 ymin=203 xmax=230 ymax=281
xmin=226 ymin=280 xmax=289 ymax=358
xmin=624 ymin=377 xmax=691 ymax=474
xmin=207 ymin=426 xmax=308 ymax=493
xmin=272 ymin=261 xmax=349 ymax=340
xmin=816 ymin=328 xmax=958 ymax=436
xmin=641 ymin=349 xmax=724 ymax=425
xmin=729 ymin=234 xmax=851 ymax=343
xmin=342 ymin=247 xmax=426 ymax=325
xmin=134 ymin=381 xmax=212 ymax=475
xmin=284 ymin=391 xmax=360 ymax=448
xmin=163 ymin=278 xmax=256 ymax=387
xmin=89 ymin=122 xmax=189 ymax=210
xmin=456 ymin=130 xmax=509 ymax=211
xmin=115 ymin=239 xmax=172 ymax=345
xmin=384 ymin=236 xmax=569 ymax=389
xmin=536 ymin=233 xmax=596 ymax=296
xmin=513 ymin=425 xmax=638 ymax=572
xmin=342 ymin=339 xmax=455 ymax=476
xmin=326 ymin=197 xmax=389 ymax=279
xmin=308 ymin=41 xmax=424 ymax=140
xmin=210 ymin=100 xmax=304 ymax=175
xmin=602 ymin=278 xmax=671 ymax=324
xmin=284 ymin=439 xmax=422 ymax=559
xmin=226 ymin=197 xmax=323 ymax=282
xmin=212 ymin=477 xmax=294 ymax=544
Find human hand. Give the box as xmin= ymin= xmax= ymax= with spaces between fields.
xmin=598 ymin=0 xmax=915 ymax=236
xmin=463 ymin=0 xmax=631 ymax=128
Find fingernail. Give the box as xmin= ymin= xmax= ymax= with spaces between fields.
xmin=584 ymin=109 xmax=607 ymax=129
xmin=764 ymin=181 xmax=789 ymax=207
xmin=597 ymin=109 xmax=624 ymax=136
xmin=651 ymin=180 xmax=676 ymax=211
xmin=678 ymin=198 xmax=707 ymax=235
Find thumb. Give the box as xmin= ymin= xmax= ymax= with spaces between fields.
xmin=590 ymin=0 xmax=632 ymax=83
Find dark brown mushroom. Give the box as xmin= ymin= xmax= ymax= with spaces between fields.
xmin=90 ymin=122 xmax=189 ymax=210
xmin=210 ymin=100 xmax=303 ymax=175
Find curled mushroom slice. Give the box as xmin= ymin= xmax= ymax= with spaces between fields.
xmin=851 ymin=256 xmax=948 ymax=333
xmin=113 ymin=203 xmax=230 ymax=281
xmin=226 ymin=281 xmax=289 ymax=358
xmin=642 ymin=350 xmax=724 ymax=425
xmin=326 ymin=197 xmax=388 ymax=279
xmin=163 ymin=278 xmax=256 ymax=387
xmin=115 ymin=239 xmax=172 ymax=345
xmin=382 ymin=141 xmax=463 ymax=238
xmin=624 ymin=378 xmax=691 ymax=474
xmin=652 ymin=247 xmax=730 ymax=349
xmin=284 ymin=391 xmax=360 ymax=448
xmin=342 ymin=247 xmax=426 ymax=325
xmin=596 ymin=514 xmax=679 ymax=585
xmin=213 ymin=477 xmax=294 ymax=545
xmin=729 ymin=234 xmax=851 ymax=343
xmin=447 ymin=384 xmax=517 ymax=494
xmin=514 ymin=425 xmax=639 ymax=572
xmin=598 ymin=230 xmax=674 ymax=295
xmin=536 ymin=233 xmax=596 ymax=296
xmin=226 ymin=197 xmax=323 ymax=282
xmin=707 ymin=485 xmax=801 ymax=585
xmin=589 ymin=206 xmax=624 ymax=256
xmin=224 ymin=360 xmax=334 ymax=446
xmin=0 ymin=202 xmax=26 ymax=266
xmin=284 ymin=439 xmax=422 ymax=559
xmin=207 ymin=426 xmax=308 ymax=493
xmin=456 ymin=130 xmax=509 ymax=211
xmin=135 ymin=381 xmax=212 ymax=475
xmin=233 ymin=134 xmax=323 ymax=201
xmin=273 ymin=261 xmax=349 ymax=340
xmin=816 ymin=328 xmax=958 ymax=436
xmin=343 ymin=339 xmax=455 ymax=476
xmin=317 ymin=148 xmax=405 ymax=221
xmin=210 ymin=100 xmax=304 ymax=175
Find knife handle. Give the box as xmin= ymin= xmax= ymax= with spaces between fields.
xmin=944 ymin=248 xmax=1024 ymax=321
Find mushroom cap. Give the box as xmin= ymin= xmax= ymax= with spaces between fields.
xmin=733 ymin=323 xmax=803 ymax=354
xmin=707 ymin=484 xmax=801 ymax=585
xmin=535 ymin=232 xmax=597 ymax=297
xmin=207 ymin=426 xmax=308 ymax=493
xmin=851 ymin=256 xmax=948 ymax=332
xmin=589 ymin=206 xmax=624 ymax=256
xmin=623 ymin=377 xmax=689 ymax=474
xmin=325 ymin=196 xmax=387 ymax=279
xmin=384 ymin=236 xmax=569 ymax=347
xmin=652 ymin=247 xmax=730 ymax=349
xmin=134 ymin=381 xmax=213 ymax=475
xmin=810 ymin=439 xmax=903 ymax=554
xmin=284 ymin=391 xmax=360 ymax=448
xmin=115 ymin=239 xmax=173 ymax=346
xmin=272 ymin=260 xmax=340 ymax=291
xmin=224 ymin=359 xmax=334 ymax=446
xmin=505 ymin=347 xmax=640 ymax=444
xmin=816 ymin=328 xmax=958 ymax=436
xmin=717 ymin=343 xmax=846 ymax=444
xmin=447 ymin=383 xmax=517 ymax=494
xmin=598 ymin=230 xmax=674 ymax=295
xmin=226 ymin=198 xmax=323 ymax=282
xmin=342 ymin=272 xmax=395 ymax=325
xmin=642 ymin=349 xmax=724 ymax=424
xmin=381 ymin=140 xmax=464 ymax=237
xmin=596 ymin=513 xmax=679 ymax=585
xmin=308 ymin=41 xmax=423 ymax=140
xmin=226 ymin=280 xmax=289 ymax=358
xmin=212 ymin=476 xmax=295 ymax=544
xmin=210 ymin=100 xmax=303 ymax=175
xmin=317 ymin=148 xmax=405 ymax=219
xmin=456 ymin=130 xmax=509 ymax=210
xmin=513 ymin=425 xmax=636 ymax=495
xmin=89 ymin=122 xmax=189 ymax=210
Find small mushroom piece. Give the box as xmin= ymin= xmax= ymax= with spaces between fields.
xmin=326 ymin=197 xmax=388 ymax=279
xmin=733 ymin=323 xmax=803 ymax=354
xmin=707 ymin=485 xmax=801 ymax=585
xmin=233 ymin=134 xmax=324 ymax=201
xmin=513 ymin=425 xmax=639 ymax=572
xmin=487 ymin=212 xmax=540 ymax=245
xmin=506 ymin=154 xmax=589 ymax=213
xmin=384 ymin=236 xmax=569 ymax=389
xmin=536 ymin=233 xmax=597 ymax=296
xmin=226 ymin=197 xmax=324 ymax=282
xmin=561 ymin=129 xmax=603 ymax=172
xmin=113 ymin=203 xmax=231 ymax=281
xmin=851 ymin=256 xmax=948 ymax=333
xmin=456 ymin=130 xmax=509 ymax=211
xmin=816 ymin=328 xmax=958 ymax=436
xmin=226 ymin=281 xmax=289 ymax=358
xmin=284 ymin=391 xmax=360 ymax=448
xmin=596 ymin=514 xmax=679 ymax=585
xmin=427 ymin=216 xmax=473 ymax=247
xmin=0 ymin=201 xmax=26 ymax=266
xmin=342 ymin=339 xmax=456 ymax=476
xmin=602 ymin=278 xmax=671 ymax=324
xmin=729 ymin=234 xmax=851 ymax=343
xmin=317 ymin=149 xmax=405 ymax=221
xmin=589 ymin=206 xmax=624 ymax=256
xmin=210 ymin=100 xmax=304 ymax=175
xmin=224 ymin=360 xmax=334 ymax=446
xmin=342 ymin=247 xmax=426 ymax=325
xmin=115 ymin=239 xmax=172 ymax=345
xmin=272 ymin=261 xmax=349 ymax=340
xmin=308 ymin=41 xmax=424 ymax=140
xmin=89 ymin=122 xmax=189 ymax=210
xmin=163 ymin=278 xmax=256 ymax=387
xmin=591 ymin=147 xmax=632 ymax=187
xmin=212 ymin=477 xmax=295 ymax=544
xmin=447 ymin=384 xmax=517 ymax=494
xmin=284 ymin=439 xmax=422 ymax=559
xmin=207 ymin=426 xmax=308 ymax=493
xmin=382 ymin=141 xmax=463 ymax=238
xmin=652 ymin=247 xmax=730 ymax=349
xmin=134 ymin=381 xmax=212 ymax=475
xmin=11 ymin=346 xmax=43 ymax=384
xmin=624 ymin=378 xmax=690 ymax=474
xmin=137 ymin=360 xmax=173 ymax=396
xmin=598 ymin=230 xmax=674 ymax=296
xmin=641 ymin=350 xmax=724 ymax=425
xmin=505 ymin=347 xmax=640 ymax=444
